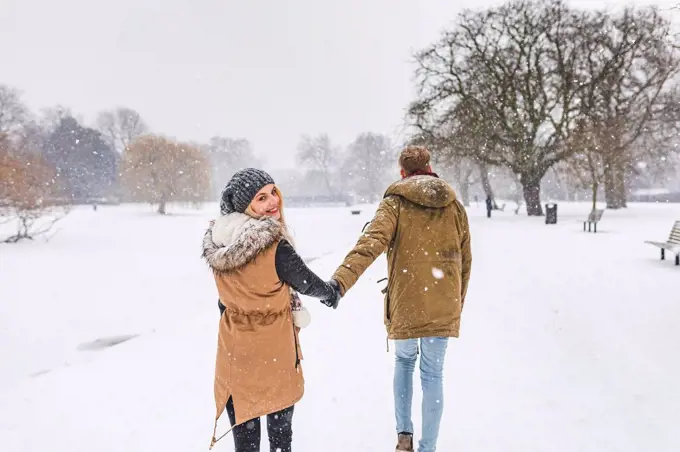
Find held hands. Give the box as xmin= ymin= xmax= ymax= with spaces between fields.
xmin=320 ymin=279 xmax=342 ymax=309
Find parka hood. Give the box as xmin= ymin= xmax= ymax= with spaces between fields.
xmin=385 ymin=175 xmax=457 ymax=208
xmin=202 ymin=212 xmax=283 ymax=273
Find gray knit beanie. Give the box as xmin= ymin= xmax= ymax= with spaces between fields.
xmin=220 ymin=168 xmax=276 ymax=214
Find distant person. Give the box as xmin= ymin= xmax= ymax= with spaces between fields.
xmin=324 ymin=146 xmax=472 ymax=452
xmin=202 ymin=168 xmax=340 ymax=452
xmin=486 ymin=195 xmax=493 ymax=218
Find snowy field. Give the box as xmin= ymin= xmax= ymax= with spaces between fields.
xmin=1 ymin=201 xmax=679 ymax=452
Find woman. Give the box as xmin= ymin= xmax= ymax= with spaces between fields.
xmin=202 ymin=168 xmax=340 ymax=452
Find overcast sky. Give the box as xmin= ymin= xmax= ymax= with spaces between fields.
xmin=1 ymin=0 xmax=678 ymax=169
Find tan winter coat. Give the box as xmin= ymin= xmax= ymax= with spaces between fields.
xmin=333 ymin=175 xmax=472 ymax=339
xmin=202 ymin=213 xmax=304 ymax=445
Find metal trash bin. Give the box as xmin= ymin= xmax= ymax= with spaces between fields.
xmin=545 ymin=203 xmax=557 ymax=224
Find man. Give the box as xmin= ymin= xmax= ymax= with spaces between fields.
xmin=330 ymin=146 xmax=472 ymax=452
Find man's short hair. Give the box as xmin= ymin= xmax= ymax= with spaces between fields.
xmin=399 ymin=146 xmax=431 ymax=175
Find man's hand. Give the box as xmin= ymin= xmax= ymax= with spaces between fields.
xmin=320 ymin=279 xmax=342 ymax=309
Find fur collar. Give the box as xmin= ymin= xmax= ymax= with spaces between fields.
xmin=202 ymin=213 xmax=284 ymax=273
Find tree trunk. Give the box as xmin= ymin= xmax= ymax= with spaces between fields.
xmin=479 ymin=163 xmax=496 ymax=207
xmin=522 ymin=180 xmax=543 ymax=216
xmin=460 ymin=181 xmax=471 ymax=207
xmin=157 ymin=198 xmax=167 ymax=215
xmin=321 ymin=166 xmax=335 ymax=197
xmin=591 ymin=181 xmax=598 ymax=212
xmin=604 ymin=161 xmax=627 ymax=209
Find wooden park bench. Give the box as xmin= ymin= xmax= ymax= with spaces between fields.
xmin=645 ymin=221 xmax=680 ymax=266
xmin=583 ymin=209 xmax=604 ymax=233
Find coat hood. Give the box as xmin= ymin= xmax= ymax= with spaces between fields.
xmin=385 ymin=175 xmax=457 ymax=208
xmin=202 ymin=212 xmax=284 ymax=273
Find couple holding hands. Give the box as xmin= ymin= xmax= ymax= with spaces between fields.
xmin=202 ymin=145 xmax=472 ymax=452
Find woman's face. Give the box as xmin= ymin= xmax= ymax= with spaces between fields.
xmin=249 ymin=184 xmax=281 ymax=220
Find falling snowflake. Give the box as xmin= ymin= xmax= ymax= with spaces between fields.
xmin=432 ymin=268 xmax=444 ymax=279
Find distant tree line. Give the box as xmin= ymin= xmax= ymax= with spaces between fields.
xmin=0 ymin=88 xmax=213 ymax=242
xmin=290 ymin=132 xmax=397 ymax=204
xmin=0 ymin=86 xmax=265 ymax=227
xmin=0 ymin=82 xmax=403 ymax=235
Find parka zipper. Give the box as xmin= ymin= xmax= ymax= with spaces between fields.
xmin=292 ymin=323 xmax=300 ymax=371
xmin=377 ymin=277 xmax=391 ymax=352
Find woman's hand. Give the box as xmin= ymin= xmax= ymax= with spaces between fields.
xmin=320 ymin=280 xmax=341 ymax=309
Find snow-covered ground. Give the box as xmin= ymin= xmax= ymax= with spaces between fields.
xmin=1 ymin=201 xmax=679 ymax=451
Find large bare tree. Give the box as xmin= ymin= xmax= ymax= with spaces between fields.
xmin=0 ymin=85 xmax=29 ymax=136
xmin=342 ymin=132 xmax=395 ymax=202
xmin=96 ymin=107 xmax=148 ymax=153
xmin=206 ymin=137 xmax=261 ymax=198
xmin=39 ymin=105 xmax=73 ymax=133
xmin=410 ymin=133 xmax=480 ymax=206
xmin=409 ymin=0 xmax=592 ymax=215
xmin=296 ymin=134 xmax=339 ymax=196
xmin=572 ymin=7 xmax=680 ymax=208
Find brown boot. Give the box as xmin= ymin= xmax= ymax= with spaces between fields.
xmin=396 ymin=432 xmax=414 ymax=452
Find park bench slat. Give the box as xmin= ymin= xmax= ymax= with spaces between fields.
xmin=669 ymin=222 xmax=680 ymax=244
xmin=645 ymin=221 xmax=680 ymax=266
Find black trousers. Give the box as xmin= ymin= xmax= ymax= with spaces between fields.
xmin=226 ymin=397 xmax=294 ymax=452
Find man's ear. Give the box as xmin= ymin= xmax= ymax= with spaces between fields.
xmin=426 ymin=164 xmax=433 ymax=173
xmin=400 ymin=168 xmax=407 ymax=179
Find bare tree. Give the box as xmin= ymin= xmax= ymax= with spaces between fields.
xmin=39 ymin=105 xmax=73 ymax=133
xmin=478 ymin=162 xmax=499 ymax=208
xmin=121 ymin=135 xmax=212 ymax=214
xmin=410 ymin=120 xmax=494 ymax=207
xmin=13 ymin=120 xmax=47 ymax=157
xmin=343 ymin=132 xmax=396 ymax=202
xmin=0 ymin=84 xmax=29 ymax=136
xmin=96 ymin=107 xmax=148 ymax=153
xmin=296 ymin=134 xmax=339 ymax=196
xmin=409 ymin=0 xmax=607 ymax=215
xmin=206 ymin=137 xmax=261 ymax=197
xmin=574 ymin=7 xmax=680 ymax=208
xmin=563 ymin=121 xmax=609 ymax=211
xmin=447 ymin=157 xmax=480 ymax=207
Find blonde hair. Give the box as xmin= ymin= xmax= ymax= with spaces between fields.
xmin=399 ymin=145 xmax=431 ymax=175
xmin=245 ymin=185 xmax=295 ymax=245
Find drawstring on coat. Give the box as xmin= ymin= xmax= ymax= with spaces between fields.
xmin=210 ymin=419 xmax=237 ymax=450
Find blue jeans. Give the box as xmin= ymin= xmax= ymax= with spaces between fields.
xmin=394 ymin=337 xmax=449 ymax=452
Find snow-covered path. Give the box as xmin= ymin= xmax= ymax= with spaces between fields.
xmin=1 ymin=202 xmax=679 ymax=451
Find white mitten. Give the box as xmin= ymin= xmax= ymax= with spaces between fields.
xmin=293 ymin=307 xmax=311 ymax=329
